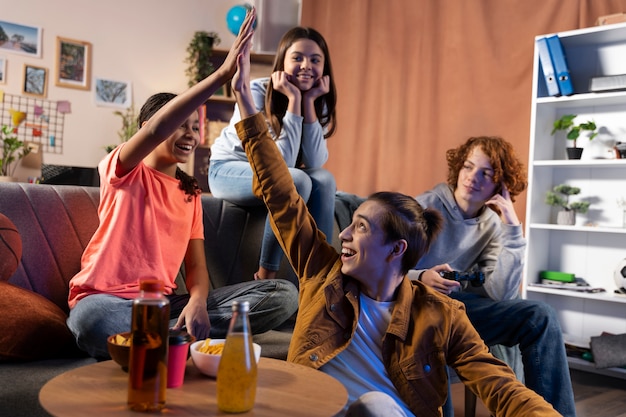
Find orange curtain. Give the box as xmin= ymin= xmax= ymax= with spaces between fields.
xmin=300 ymin=0 xmax=626 ymax=222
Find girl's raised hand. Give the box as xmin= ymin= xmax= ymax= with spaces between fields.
xmin=221 ymin=7 xmax=256 ymax=79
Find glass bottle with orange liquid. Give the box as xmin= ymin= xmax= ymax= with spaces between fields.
xmin=216 ymin=300 xmax=258 ymax=413
xmin=127 ymin=279 xmax=170 ymax=412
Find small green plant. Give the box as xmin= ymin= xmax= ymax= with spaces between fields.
xmin=545 ymin=184 xmax=590 ymax=213
xmin=551 ymin=114 xmax=598 ymax=148
xmin=0 ymin=125 xmax=31 ymax=177
xmin=105 ymin=107 xmax=138 ymax=153
xmin=185 ymin=31 xmax=221 ymax=87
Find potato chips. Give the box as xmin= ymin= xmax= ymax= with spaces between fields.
xmin=197 ymin=339 xmax=225 ymax=355
xmin=114 ymin=333 xmax=131 ymax=346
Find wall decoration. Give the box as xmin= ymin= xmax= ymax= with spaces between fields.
xmin=0 ymin=92 xmax=67 ymax=154
xmin=55 ymin=37 xmax=91 ymax=90
xmin=23 ymin=64 xmax=47 ymax=98
xmin=0 ymin=55 xmax=6 ymax=83
xmin=94 ymin=78 xmax=132 ymax=108
xmin=0 ymin=20 xmax=42 ymax=58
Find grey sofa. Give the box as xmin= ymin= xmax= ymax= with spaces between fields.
xmin=0 ymin=182 xmax=343 ymax=417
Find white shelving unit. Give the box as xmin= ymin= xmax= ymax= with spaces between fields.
xmin=524 ymin=23 xmax=626 ymax=378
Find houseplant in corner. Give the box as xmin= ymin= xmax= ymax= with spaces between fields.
xmin=545 ymin=184 xmax=591 ymax=225
xmin=184 ymin=31 xmax=221 ymax=87
xmin=0 ymin=125 xmax=31 ymax=182
xmin=551 ymin=114 xmax=598 ymax=160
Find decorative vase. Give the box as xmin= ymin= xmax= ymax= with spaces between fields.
xmin=0 ymin=176 xmax=17 ymax=183
xmin=566 ymin=147 xmax=584 ymax=160
xmin=557 ymin=210 xmax=576 ymax=225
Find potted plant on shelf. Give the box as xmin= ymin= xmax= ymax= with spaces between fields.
xmin=551 ymin=114 xmax=598 ymax=160
xmin=184 ymin=31 xmax=221 ymax=87
xmin=0 ymin=125 xmax=31 ymax=182
xmin=545 ymin=184 xmax=591 ymax=225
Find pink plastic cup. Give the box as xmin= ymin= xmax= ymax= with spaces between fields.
xmin=167 ymin=330 xmax=194 ymax=388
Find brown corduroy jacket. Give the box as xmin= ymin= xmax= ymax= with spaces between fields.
xmin=238 ymin=113 xmax=560 ymax=417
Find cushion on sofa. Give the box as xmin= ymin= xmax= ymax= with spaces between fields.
xmin=0 ymin=282 xmax=82 ymax=361
xmin=0 ymin=183 xmax=100 ymax=314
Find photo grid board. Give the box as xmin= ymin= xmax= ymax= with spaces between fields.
xmin=0 ymin=92 xmax=65 ymax=154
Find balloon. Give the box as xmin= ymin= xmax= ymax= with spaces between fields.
xmin=226 ymin=4 xmax=253 ymax=36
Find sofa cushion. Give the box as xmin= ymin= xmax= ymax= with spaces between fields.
xmin=1 ymin=183 xmax=100 ymax=314
xmin=201 ymin=196 xmax=298 ymax=289
xmin=0 ymin=282 xmax=81 ymax=361
xmin=0 ymin=213 xmax=22 ymax=282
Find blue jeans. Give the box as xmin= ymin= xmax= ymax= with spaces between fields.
xmin=209 ymin=160 xmax=336 ymax=271
xmin=67 ymin=280 xmax=298 ymax=359
xmin=446 ymin=293 xmax=576 ymax=417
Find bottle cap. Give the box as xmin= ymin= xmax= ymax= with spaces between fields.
xmin=168 ymin=329 xmax=193 ymax=345
xmin=139 ymin=279 xmax=164 ymax=293
xmin=231 ymin=300 xmax=250 ymax=312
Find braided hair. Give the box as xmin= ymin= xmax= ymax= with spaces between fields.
xmin=138 ymin=92 xmax=202 ymax=200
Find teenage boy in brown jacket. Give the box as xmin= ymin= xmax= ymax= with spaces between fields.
xmin=231 ymin=19 xmax=561 ymax=416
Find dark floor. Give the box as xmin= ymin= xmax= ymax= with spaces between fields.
xmin=451 ymin=369 xmax=626 ymax=417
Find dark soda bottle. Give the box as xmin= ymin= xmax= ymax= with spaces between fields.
xmin=127 ymin=279 xmax=170 ymax=412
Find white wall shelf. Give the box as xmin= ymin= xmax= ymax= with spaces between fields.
xmin=524 ymin=23 xmax=626 ymax=378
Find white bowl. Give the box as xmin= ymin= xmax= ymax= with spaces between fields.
xmin=190 ymin=338 xmax=261 ymax=377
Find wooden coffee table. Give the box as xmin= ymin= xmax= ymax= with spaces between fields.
xmin=40 ymin=357 xmax=347 ymax=416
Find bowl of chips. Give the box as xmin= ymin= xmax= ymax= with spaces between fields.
xmin=190 ymin=338 xmax=261 ymax=377
xmin=107 ymin=332 xmax=131 ymax=371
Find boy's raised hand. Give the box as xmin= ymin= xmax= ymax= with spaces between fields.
xmin=221 ymin=7 xmax=256 ymax=79
xmin=232 ymin=31 xmax=255 ymax=118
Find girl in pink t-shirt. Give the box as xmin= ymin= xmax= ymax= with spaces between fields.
xmin=67 ymin=9 xmax=298 ymax=359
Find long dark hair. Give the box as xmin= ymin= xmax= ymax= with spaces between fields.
xmin=137 ymin=92 xmax=202 ymax=200
xmin=264 ymin=26 xmax=337 ymax=139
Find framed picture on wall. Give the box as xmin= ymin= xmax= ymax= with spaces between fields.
xmin=55 ymin=37 xmax=91 ymax=90
xmin=23 ymin=64 xmax=47 ymax=98
xmin=94 ymin=77 xmax=132 ymax=108
xmin=0 ymin=56 xmax=6 ymax=84
xmin=0 ymin=20 xmax=42 ymax=58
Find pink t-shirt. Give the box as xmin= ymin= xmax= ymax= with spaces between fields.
xmin=68 ymin=145 xmax=204 ymax=308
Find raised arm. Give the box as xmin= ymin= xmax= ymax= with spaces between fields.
xmin=116 ymin=9 xmax=256 ymax=176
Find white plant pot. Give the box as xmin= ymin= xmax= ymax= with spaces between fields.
xmin=557 ymin=210 xmax=576 ymax=226
xmin=0 ymin=176 xmax=17 ymax=183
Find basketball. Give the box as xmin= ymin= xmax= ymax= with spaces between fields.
xmin=0 ymin=213 xmax=22 ymax=281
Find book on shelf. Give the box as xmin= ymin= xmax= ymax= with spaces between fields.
xmin=529 ymin=277 xmax=606 ymax=293
xmin=536 ymin=37 xmax=560 ymax=96
xmin=545 ymin=35 xmax=574 ymax=96
xmin=589 ymin=74 xmax=626 ymax=92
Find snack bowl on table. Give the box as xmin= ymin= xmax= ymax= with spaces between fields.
xmin=107 ymin=331 xmax=131 ymax=372
xmin=190 ymin=338 xmax=261 ymax=378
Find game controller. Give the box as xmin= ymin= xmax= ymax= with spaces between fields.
xmin=440 ymin=270 xmax=485 ymax=287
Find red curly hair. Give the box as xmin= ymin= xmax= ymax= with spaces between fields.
xmin=446 ymin=136 xmax=527 ymax=201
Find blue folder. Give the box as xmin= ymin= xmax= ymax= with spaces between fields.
xmin=536 ymin=37 xmax=560 ymax=96
xmin=546 ymin=35 xmax=574 ymax=96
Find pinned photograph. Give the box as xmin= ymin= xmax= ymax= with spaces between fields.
xmin=23 ymin=64 xmax=47 ymax=98
xmin=0 ymin=56 xmax=6 ymax=83
xmin=0 ymin=20 xmax=42 ymax=58
xmin=94 ymin=78 xmax=132 ymax=108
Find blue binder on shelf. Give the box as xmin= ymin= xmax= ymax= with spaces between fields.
xmin=545 ymin=35 xmax=574 ymax=96
xmin=536 ymin=37 xmax=559 ymax=96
